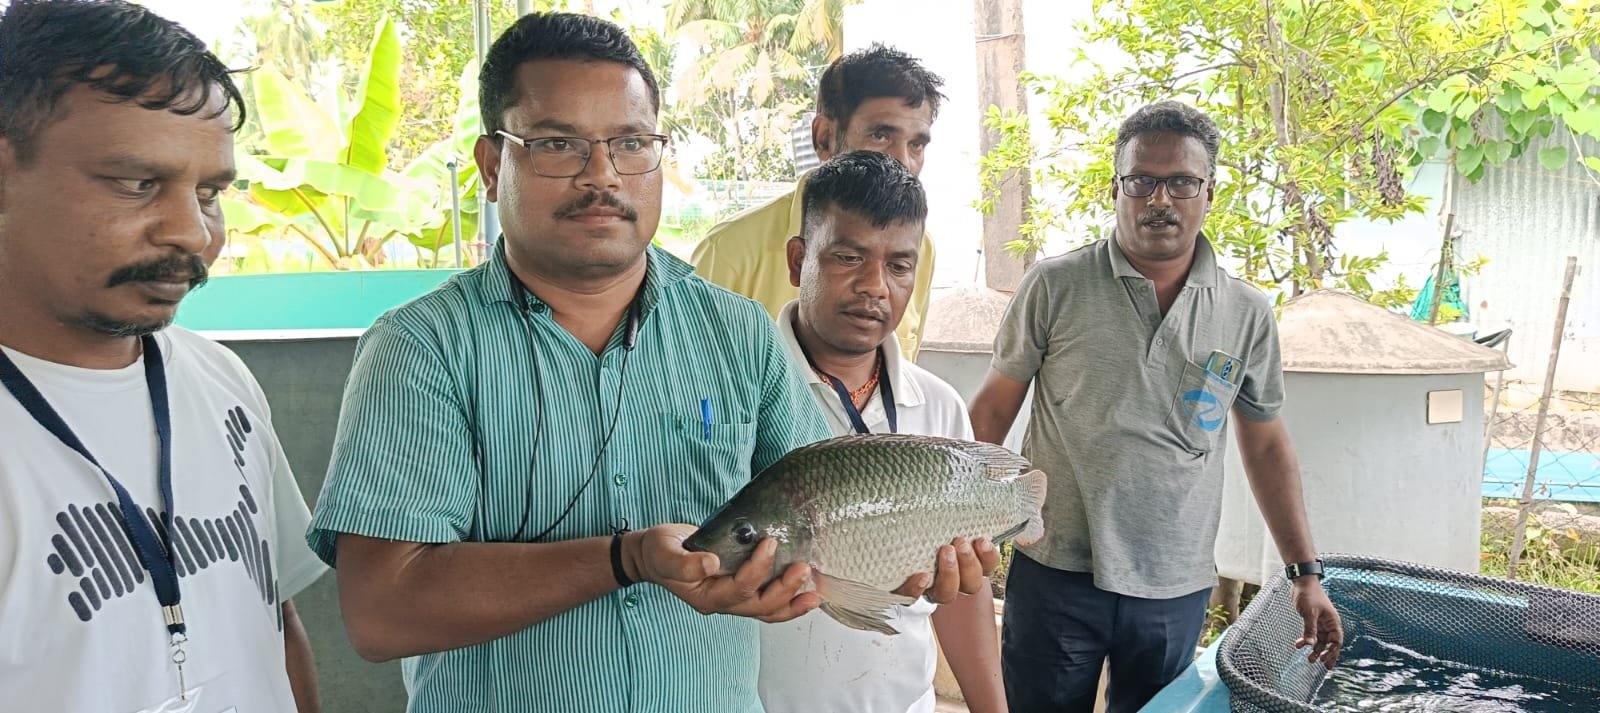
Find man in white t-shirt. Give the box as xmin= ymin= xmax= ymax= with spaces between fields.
xmin=0 ymin=1 xmax=327 ymax=711
xmin=758 ymin=151 xmax=1008 ymax=713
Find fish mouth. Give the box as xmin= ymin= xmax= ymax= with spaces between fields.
xmin=682 ymin=536 xmax=709 ymax=553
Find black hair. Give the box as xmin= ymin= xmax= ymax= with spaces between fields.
xmin=480 ymin=12 xmax=660 ymax=137
xmin=1113 ymin=100 xmax=1222 ymax=175
xmin=0 ymin=0 xmax=246 ymax=162
xmin=801 ymin=150 xmax=928 ymax=238
xmin=816 ymin=43 xmax=944 ymax=131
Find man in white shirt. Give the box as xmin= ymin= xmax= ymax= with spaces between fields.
xmin=758 ymin=150 xmax=1007 ymax=713
xmin=0 ymin=1 xmax=327 ymax=711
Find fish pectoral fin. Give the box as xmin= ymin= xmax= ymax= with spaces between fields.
xmin=813 ymin=572 xmax=914 ymax=636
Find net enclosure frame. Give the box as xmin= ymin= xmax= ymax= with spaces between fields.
xmin=1216 ymin=554 xmax=1600 ymax=712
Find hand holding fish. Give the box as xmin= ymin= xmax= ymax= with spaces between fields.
xmin=624 ymin=523 xmax=823 ymax=623
xmin=685 ymin=435 xmax=1047 ymax=635
xmin=889 ymin=537 xmax=1001 ymax=604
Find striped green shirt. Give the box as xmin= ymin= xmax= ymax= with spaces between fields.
xmin=307 ymin=243 xmax=830 ymax=713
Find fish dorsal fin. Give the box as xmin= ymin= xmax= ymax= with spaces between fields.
xmin=776 ymin=434 xmax=1034 ymax=478
xmin=946 ymin=440 xmax=1034 ymax=480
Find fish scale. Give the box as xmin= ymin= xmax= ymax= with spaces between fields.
xmin=781 ymin=444 xmax=1027 ymax=588
xmin=687 ymin=434 xmax=1049 ymax=635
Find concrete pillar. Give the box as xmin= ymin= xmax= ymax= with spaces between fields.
xmin=973 ymin=0 xmax=1032 ymax=292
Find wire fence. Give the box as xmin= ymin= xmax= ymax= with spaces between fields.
xmin=1480 ymin=379 xmax=1600 ymax=593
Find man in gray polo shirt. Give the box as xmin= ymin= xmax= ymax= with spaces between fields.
xmin=969 ymin=101 xmax=1342 ymax=713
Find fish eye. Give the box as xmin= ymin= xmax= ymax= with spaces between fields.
xmin=732 ymin=520 xmax=757 ymax=546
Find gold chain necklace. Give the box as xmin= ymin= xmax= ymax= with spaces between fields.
xmin=816 ymin=350 xmax=882 ymax=410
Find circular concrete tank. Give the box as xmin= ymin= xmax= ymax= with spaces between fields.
xmin=1215 ymin=290 xmax=1513 ymax=585
xmin=916 ymin=285 xmax=1032 ymax=455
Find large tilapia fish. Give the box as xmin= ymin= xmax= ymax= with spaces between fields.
xmin=684 ymin=433 xmax=1046 ymax=635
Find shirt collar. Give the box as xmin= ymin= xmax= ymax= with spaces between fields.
xmin=786 ymin=172 xmax=812 ymax=240
xmin=477 ymin=237 xmax=695 ymax=316
xmin=776 ymin=300 xmax=924 ymax=408
xmin=1107 ymin=231 xmax=1220 ymax=288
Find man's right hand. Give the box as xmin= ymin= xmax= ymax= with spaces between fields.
xmin=625 ymin=524 xmax=821 ymax=623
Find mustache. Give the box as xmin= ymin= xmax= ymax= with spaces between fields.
xmin=107 ymin=253 xmax=208 ymax=289
xmin=553 ymin=191 xmax=638 ymax=221
xmin=1139 ymin=209 xmax=1181 ymax=224
xmin=841 ymin=301 xmax=890 ymax=321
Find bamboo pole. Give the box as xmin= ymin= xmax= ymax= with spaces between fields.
xmin=1507 ymin=256 xmax=1579 ymax=578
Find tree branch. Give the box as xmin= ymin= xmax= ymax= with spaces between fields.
xmin=1326 ymin=29 xmax=1596 ymax=159
xmin=290 ymin=187 xmax=344 ymax=257
xmin=287 ymin=224 xmax=342 ymax=269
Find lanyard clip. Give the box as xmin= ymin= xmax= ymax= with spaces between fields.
xmin=170 ymin=631 xmax=189 ymax=700
xmin=162 ymin=603 xmax=185 ymax=629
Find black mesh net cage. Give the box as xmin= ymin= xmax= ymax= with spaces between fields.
xmin=1216 ymin=554 xmax=1600 ymax=712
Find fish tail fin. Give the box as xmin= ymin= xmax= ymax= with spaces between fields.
xmin=1005 ymin=469 xmax=1048 ymax=547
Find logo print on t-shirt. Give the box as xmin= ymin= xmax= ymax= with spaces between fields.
xmin=1181 ymin=388 xmax=1226 ymax=432
xmin=42 ymin=404 xmax=281 ymax=630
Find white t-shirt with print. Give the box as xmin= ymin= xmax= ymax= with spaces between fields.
xmin=0 ymin=327 xmax=326 ymax=712
xmin=761 ymin=302 xmax=977 ymax=713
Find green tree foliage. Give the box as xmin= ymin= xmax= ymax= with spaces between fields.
xmin=979 ymin=0 xmax=1600 ymax=304
xmin=665 ymin=0 xmax=856 ymax=182
xmin=226 ymin=16 xmax=484 ymax=269
xmin=312 ymin=0 xmax=531 ymax=165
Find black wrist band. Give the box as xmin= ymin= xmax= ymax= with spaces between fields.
xmin=611 ymin=531 xmax=635 ymax=588
xmin=1285 ymin=558 xmax=1325 ymax=581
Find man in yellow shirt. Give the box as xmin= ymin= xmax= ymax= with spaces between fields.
xmin=692 ymin=44 xmax=944 ymax=360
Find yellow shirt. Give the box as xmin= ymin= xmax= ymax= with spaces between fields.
xmin=691 ymin=179 xmax=937 ymax=360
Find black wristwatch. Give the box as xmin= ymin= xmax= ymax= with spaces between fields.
xmin=1285 ymin=559 xmax=1325 ymax=581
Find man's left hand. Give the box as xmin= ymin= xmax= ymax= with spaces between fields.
xmin=892 ymin=537 xmax=1001 ymax=604
xmin=1292 ymin=577 xmax=1342 ymax=668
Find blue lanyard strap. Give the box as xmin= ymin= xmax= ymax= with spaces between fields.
xmin=0 ymin=335 xmax=184 ymax=634
xmin=805 ymin=347 xmax=897 ymax=435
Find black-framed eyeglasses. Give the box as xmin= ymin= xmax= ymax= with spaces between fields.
xmin=1116 ymin=174 xmax=1208 ymax=199
xmin=496 ymin=130 xmax=670 ymax=177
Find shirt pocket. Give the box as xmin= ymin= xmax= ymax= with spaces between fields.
xmin=1165 ymin=359 xmax=1242 ymax=454
xmin=660 ymin=413 xmax=759 ymax=515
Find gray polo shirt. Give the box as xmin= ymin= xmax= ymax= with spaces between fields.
xmin=992 ymin=234 xmax=1283 ymax=599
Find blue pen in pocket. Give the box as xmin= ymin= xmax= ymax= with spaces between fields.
xmin=700 ymin=398 xmax=712 ymax=440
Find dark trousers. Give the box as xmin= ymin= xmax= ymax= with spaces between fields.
xmin=1001 ymin=552 xmax=1211 ymax=713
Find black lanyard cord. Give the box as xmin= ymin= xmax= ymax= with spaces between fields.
xmin=0 ymin=336 xmax=185 ymax=635
xmin=801 ymin=346 xmax=897 ymax=435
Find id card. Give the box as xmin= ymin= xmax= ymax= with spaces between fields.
xmin=1205 ymin=350 xmax=1244 ymax=385
xmin=127 ymin=681 xmax=235 ymax=713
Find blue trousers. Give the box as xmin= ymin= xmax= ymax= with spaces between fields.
xmin=1001 ymin=552 xmax=1211 ymax=713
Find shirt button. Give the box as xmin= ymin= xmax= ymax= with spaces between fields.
xmin=530 ymin=303 xmax=547 ymax=314
xmin=613 ymin=473 xmax=629 ymax=486
xmin=1155 ymin=338 xmax=1166 ymax=347
xmin=623 ymin=593 xmax=640 ymax=608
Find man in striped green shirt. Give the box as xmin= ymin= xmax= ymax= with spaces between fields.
xmin=306 ymin=14 xmax=833 ymax=713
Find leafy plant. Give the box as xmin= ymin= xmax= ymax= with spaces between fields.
xmin=226 ymin=16 xmax=481 ymax=270
xmin=1482 ymin=502 xmax=1600 ymax=594
xmin=665 ymin=0 xmax=857 ymax=182
xmin=311 ymin=0 xmax=526 ymax=167
xmin=978 ymin=0 xmax=1600 ymax=302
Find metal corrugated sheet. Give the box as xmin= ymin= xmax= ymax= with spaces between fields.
xmin=1454 ymin=129 xmax=1600 ymax=391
